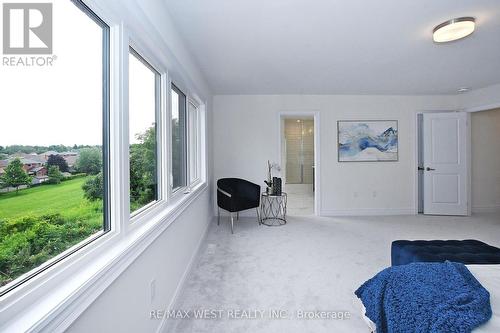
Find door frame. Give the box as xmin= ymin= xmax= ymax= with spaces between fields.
xmin=413 ymin=111 xmax=472 ymax=215
xmin=278 ymin=111 xmax=321 ymax=216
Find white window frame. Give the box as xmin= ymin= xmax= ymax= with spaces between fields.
xmin=168 ymin=81 xmax=189 ymax=197
xmin=0 ymin=0 xmax=123 ymax=329
xmin=0 ymin=0 xmax=113 ymax=298
xmin=124 ymin=38 xmax=173 ymax=233
xmin=187 ymin=97 xmax=203 ymax=188
xmin=128 ymin=45 xmax=164 ymax=220
xmin=0 ymin=0 xmax=209 ymax=330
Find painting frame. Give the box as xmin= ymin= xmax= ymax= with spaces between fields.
xmin=337 ymin=120 xmax=399 ymax=162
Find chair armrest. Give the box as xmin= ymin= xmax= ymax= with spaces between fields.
xmin=217 ymin=187 xmax=232 ymax=198
xmin=217 ymin=186 xmax=235 ymax=211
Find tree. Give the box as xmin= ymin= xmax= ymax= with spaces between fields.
xmin=171 ymin=118 xmax=185 ymax=189
xmin=47 ymin=154 xmax=69 ymax=173
xmin=76 ymin=148 xmax=102 ymax=175
xmin=82 ymin=172 xmax=103 ymax=201
xmin=130 ymin=126 xmax=157 ymax=207
xmin=0 ymin=145 xmax=75 ymax=155
xmin=48 ymin=145 xmax=67 ymax=153
xmin=0 ymin=159 xmax=32 ymax=193
xmin=47 ymin=165 xmax=63 ymax=184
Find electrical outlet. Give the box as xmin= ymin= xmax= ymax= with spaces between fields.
xmin=150 ymin=279 xmax=156 ymax=303
xmin=372 ymin=191 xmax=377 ymax=198
xmin=353 ymin=192 xmax=358 ymax=198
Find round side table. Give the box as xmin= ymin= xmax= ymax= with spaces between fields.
xmin=260 ymin=192 xmax=287 ymax=226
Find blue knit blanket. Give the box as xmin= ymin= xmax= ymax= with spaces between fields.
xmin=355 ymin=262 xmax=492 ymax=333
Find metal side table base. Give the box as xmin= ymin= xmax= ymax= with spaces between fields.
xmin=260 ymin=192 xmax=287 ymax=226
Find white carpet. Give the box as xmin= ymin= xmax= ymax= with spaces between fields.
xmin=165 ymin=213 xmax=500 ymax=333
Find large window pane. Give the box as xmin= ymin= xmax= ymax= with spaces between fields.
xmin=129 ymin=49 xmax=159 ymax=214
xmin=0 ymin=1 xmax=109 ymax=294
xmin=171 ymin=85 xmax=187 ymax=191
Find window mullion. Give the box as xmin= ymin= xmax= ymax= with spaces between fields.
xmin=166 ymin=78 xmax=174 ymax=201
xmin=159 ymin=74 xmax=170 ymax=203
xmin=114 ymin=23 xmax=130 ymax=235
xmin=185 ymin=99 xmax=192 ymax=190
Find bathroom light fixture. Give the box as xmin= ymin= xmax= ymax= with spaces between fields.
xmin=433 ymin=17 xmax=475 ymax=43
xmin=458 ymin=87 xmax=470 ymax=93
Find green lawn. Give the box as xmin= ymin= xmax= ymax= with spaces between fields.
xmin=0 ymin=177 xmax=104 ymax=287
xmin=0 ymin=178 xmax=100 ymax=220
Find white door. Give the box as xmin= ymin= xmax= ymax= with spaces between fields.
xmin=423 ymin=112 xmax=469 ymax=215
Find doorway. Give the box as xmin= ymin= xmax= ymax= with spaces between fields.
xmin=416 ymin=112 xmax=470 ymax=215
xmin=469 ymin=108 xmax=500 ymax=213
xmin=281 ymin=117 xmax=315 ymax=216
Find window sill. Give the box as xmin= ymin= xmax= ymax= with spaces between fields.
xmin=0 ymin=182 xmax=208 ymax=332
xmin=130 ymin=199 xmax=160 ymax=221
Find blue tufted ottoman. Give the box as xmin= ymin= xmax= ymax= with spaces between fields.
xmin=391 ymin=240 xmax=500 ymax=266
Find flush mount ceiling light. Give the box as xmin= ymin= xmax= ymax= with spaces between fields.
xmin=433 ymin=17 xmax=475 ymax=43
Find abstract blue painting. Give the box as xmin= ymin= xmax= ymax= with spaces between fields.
xmin=338 ymin=120 xmax=398 ymax=162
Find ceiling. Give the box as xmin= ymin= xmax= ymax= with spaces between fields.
xmin=165 ymin=0 xmax=500 ymax=95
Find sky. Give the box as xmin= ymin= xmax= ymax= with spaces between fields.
xmin=129 ymin=51 xmax=156 ymax=144
xmin=0 ymin=0 xmax=155 ymax=147
xmin=171 ymin=89 xmax=179 ymax=121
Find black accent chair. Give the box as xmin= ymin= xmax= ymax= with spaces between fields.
xmin=217 ymin=178 xmax=261 ymax=233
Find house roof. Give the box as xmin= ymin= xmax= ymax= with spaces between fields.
xmin=2 ymin=157 xmax=43 ymax=166
xmin=42 ymin=151 xmax=60 ymax=156
xmin=30 ymin=166 xmax=46 ymax=172
xmin=12 ymin=153 xmax=45 ymax=163
xmin=63 ymin=155 xmax=78 ymax=166
xmin=19 ymin=158 xmax=43 ymax=165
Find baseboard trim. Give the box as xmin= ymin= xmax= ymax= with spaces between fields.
xmin=321 ymin=208 xmax=415 ymax=216
xmin=218 ymin=207 xmax=417 ymax=217
xmin=472 ymin=205 xmax=500 ymax=213
xmin=156 ymin=215 xmax=212 ymax=333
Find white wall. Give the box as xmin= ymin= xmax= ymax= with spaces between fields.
xmin=66 ymin=0 xmax=214 ymax=332
xmin=68 ymin=191 xmax=211 ymax=333
xmin=471 ymin=108 xmax=500 ymax=212
xmin=213 ymin=95 xmax=457 ymax=216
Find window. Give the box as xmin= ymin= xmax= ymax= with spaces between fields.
xmin=188 ymin=100 xmax=201 ymax=184
xmin=128 ymin=48 xmax=160 ymax=214
xmin=0 ymin=0 xmax=109 ymax=295
xmin=170 ymin=84 xmax=187 ymax=191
